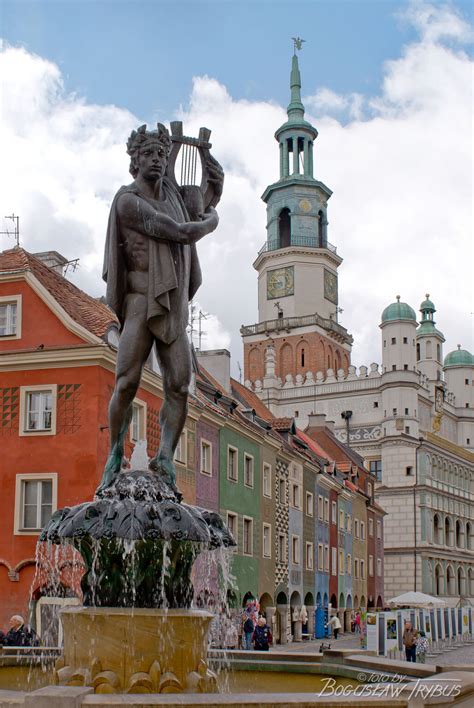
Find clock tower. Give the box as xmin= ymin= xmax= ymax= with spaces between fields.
xmin=241 ymin=47 xmax=352 ymax=392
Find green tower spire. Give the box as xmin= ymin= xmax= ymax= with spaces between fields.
xmin=287 ymin=53 xmax=305 ymax=122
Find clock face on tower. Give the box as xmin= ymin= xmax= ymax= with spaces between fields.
xmin=324 ymin=269 xmax=338 ymax=305
xmin=267 ymin=266 xmax=294 ymax=300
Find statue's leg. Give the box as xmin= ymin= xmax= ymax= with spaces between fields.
xmin=149 ymin=331 xmax=191 ymax=486
xmin=97 ymin=295 xmax=153 ymax=494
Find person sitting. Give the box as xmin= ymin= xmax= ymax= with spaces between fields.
xmin=252 ymin=616 xmax=273 ymax=651
xmin=3 ymin=615 xmax=40 ymax=647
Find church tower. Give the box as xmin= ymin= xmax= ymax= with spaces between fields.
xmin=241 ymin=47 xmax=352 ymax=390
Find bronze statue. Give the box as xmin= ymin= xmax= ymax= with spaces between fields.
xmin=98 ymin=123 xmax=224 ymax=494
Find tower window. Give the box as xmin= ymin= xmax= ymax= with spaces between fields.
xmin=404 ymin=364 xmax=408 ymax=370
xmin=405 ymin=408 xmax=409 ymax=415
xmin=465 ymin=379 xmax=470 ymax=385
xmin=467 ymin=439 xmax=471 ymax=445
xmin=384 ymin=340 xmax=386 ymax=348
xmin=391 ymin=337 xmax=396 ymax=345
xmin=406 ymin=466 xmax=413 ymax=476
xmin=405 ymin=427 xmax=410 ymax=435
xmin=301 ymin=349 xmax=305 ymax=367
xmin=437 ymin=344 xmax=441 ymax=361
xmin=416 ymin=343 xmax=420 ymax=360
xmin=392 ymin=365 xmax=396 ymax=371
xmin=318 ymin=210 xmax=324 ymax=247
xmin=278 ymin=208 xmax=291 ymax=248
xmin=373 ymin=401 xmax=379 ymax=408
xmin=403 ymin=337 xmax=408 ymax=344
xmin=393 ymin=408 xmax=397 ymax=415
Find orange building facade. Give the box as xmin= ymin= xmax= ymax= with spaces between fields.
xmin=0 ymin=248 xmax=167 ymax=630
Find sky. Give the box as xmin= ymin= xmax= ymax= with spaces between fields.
xmin=0 ymin=0 xmax=473 ymax=376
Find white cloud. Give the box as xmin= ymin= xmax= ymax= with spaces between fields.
xmin=0 ymin=2 xmax=472 ymax=382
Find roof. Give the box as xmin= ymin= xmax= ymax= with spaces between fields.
xmin=444 ymin=345 xmax=473 ymax=368
xmin=230 ymin=379 xmax=275 ymax=422
xmin=0 ymin=247 xmax=116 ymax=339
xmin=304 ymin=425 xmax=366 ymax=470
xmin=381 ymin=296 xmax=416 ymax=324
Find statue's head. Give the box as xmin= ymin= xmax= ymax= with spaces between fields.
xmin=126 ymin=123 xmax=172 ymax=178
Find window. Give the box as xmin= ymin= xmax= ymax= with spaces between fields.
xmin=318 ymin=543 xmax=324 ymax=570
xmin=243 ymin=517 xmax=253 ymax=555
xmin=331 ymin=547 xmax=337 ymax=575
xmin=391 ymin=337 xmax=396 ymax=345
xmin=404 ymin=364 xmax=409 ymax=370
xmin=369 ymin=518 xmax=374 ymax=537
xmin=465 ymin=379 xmax=470 ymax=386
xmin=227 ymin=446 xmax=238 ymax=481
xmin=376 ymin=520 xmax=382 ymax=539
xmin=324 ymin=545 xmax=329 ymax=572
xmin=292 ymin=535 xmax=300 ymax=565
xmin=354 ymin=558 xmax=359 ymax=579
xmin=227 ymin=512 xmax=237 ymax=544
xmin=377 ymin=558 xmax=382 ymax=577
xmin=361 ymin=560 xmax=366 ymax=580
xmin=406 ymin=466 xmax=413 ymax=476
xmin=354 ymin=519 xmax=359 ymax=539
xmin=305 ymin=491 xmax=314 ymax=517
xmin=392 ymin=407 xmax=397 ymax=415
xmin=278 ymin=534 xmax=287 ymax=563
xmin=346 ymin=514 xmax=352 ymax=534
xmin=174 ymin=430 xmax=187 ymax=464
xmin=331 ymin=501 xmax=337 ymax=524
xmin=20 ymin=385 xmax=57 ymax=436
xmin=244 ymin=454 xmax=254 ymax=488
xmin=405 ymin=426 xmax=411 ymax=434
xmin=405 ymin=408 xmax=409 ymax=415
xmin=360 ymin=521 xmax=366 ymax=540
xmin=306 ymin=542 xmax=314 ymax=570
xmin=369 ymin=554 xmax=374 ymax=576
xmin=339 ymin=509 xmax=345 ymax=530
xmin=367 ymin=482 xmax=373 ymax=497
xmin=262 ymin=523 xmax=271 ymax=558
xmin=0 ymin=295 xmax=21 ymax=339
xmin=317 ymin=495 xmax=324 ymax=519
xmin=262 ymin=463 xmax=272 ymax=497
xmin=291 ymin=483 xmax=301 ymax=509
xmin=403 ymin=337 xmax=408 ymax=344
xmin=373 ymin=401 xmax=379 ymax=408
xmin=15 ymin=474 xmax=57 ymax=534
xmin=324 ymin=498 xmax=329 ymax=522
xmin=392 ymin=364 xmax=396 ymax=371
xmin=369 ymin=459 xmax=382 ymax=482
xmin=200 ymin=440 xmax=212 ymax=475
xmin=339 ymin=549 xmax=344 ymax=575
xmin=279 ymin=477 xmax=286 ymax=504
xmin=347 ymin=554 xmax=351 ymax=575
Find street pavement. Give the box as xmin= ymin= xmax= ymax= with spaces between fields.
xmin=269 ymin=632 xmax=474 ymax=667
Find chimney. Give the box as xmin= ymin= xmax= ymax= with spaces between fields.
xmin=196 ymin=349 xmax=231 ymax=393
xmin=33 ymin=250 xmax=68 ymax=276
xmin=307 ymin=413 xmax=327 ymax=428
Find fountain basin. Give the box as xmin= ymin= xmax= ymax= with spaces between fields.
xmin=54 ymin=606 xmax=216 ymax=694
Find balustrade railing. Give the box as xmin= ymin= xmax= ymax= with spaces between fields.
xmin=258 ymin=236 xmax=337 ymax=255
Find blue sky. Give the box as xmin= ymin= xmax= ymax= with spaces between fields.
xmin=0 ymin=0 xmax=472 ymax=369
xmin=3 ymin=0 xmax=470 ymax=121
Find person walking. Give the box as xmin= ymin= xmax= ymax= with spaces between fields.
xmin=415 ymin=630 xmax=429 ymax=663
xmin=354 ymin=611 xmax=361 ymax=634
xmin=242 ymin=615 xmax=254 ymax=650
xmin=326 ymin=614 xmax=342 ymax=640
xmin=402 ymin=621 xmax=418 ymax=662
xmin=252 ymin=617 xmax=273 ymax=651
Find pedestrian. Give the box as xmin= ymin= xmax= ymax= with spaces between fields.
xmin=242 ymin=614 xmax=254 ymax=650
xmin=3 ymin=615 xmax=39 ymax=647
xmin=252 ymin=616 xmax=273 ymax=651
xmin=355 ymin=612 xmax=361 ymax=634
xmin=415 ymin=630 xmax=429 ymax=663
xmin=402 ymin=621 xmax=418 ymax=663
xmin=325 ymin=613 xmax=342 ymax=639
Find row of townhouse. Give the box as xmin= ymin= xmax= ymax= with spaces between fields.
xmin=0 ymin=247 xmax=385 ymax=643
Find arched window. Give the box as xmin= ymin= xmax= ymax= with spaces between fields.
xmin=279 ymin=343 xmax=293 ymax=378
xmin=469 ymin=568 xmax=474 ymax=596
xmin=466 ymin=522 xmax=472 ymax=550
xmin=435 ymin=564 xmax=444 ymax=595
xmin=445 ymin=516 xmax=453 ymax=547
xmin=437 ymin=343 xmax=441 ymax=361
xmin=416 ymin=343 xmax=420 ymax=361
xmin=426 ymin=340 xmax=432 ymax=359
xmin=278 ymin=208 xmax=291 ymax=248
xmin=433 ymin=514 xmax=442 ymax=544
xmin=446 ymin=565 xmax=455 ymax=595
xmin=318 ymin=210 xmax=325 ymax=247
xmin=456 ymin=520 xmax=464 ymax=548
xmin=457 ymin=567 xmax=466 ymax=596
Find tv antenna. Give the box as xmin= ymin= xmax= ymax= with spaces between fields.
xmin=1 ymin=214 xmax=20 ymax=247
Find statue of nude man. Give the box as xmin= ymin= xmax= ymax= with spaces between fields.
xmin=98 ymin=123 xmax=223 ymax=495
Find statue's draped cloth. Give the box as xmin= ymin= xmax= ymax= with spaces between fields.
xmin=103 ymin=177 xmax=202 ymax=344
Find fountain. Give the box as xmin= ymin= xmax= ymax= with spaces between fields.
xmin=37 ymin=120 xmax=235 ymax=694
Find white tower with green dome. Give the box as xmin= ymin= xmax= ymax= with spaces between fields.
xmin=416 ymin=295 xmax=445 ymax=386
xmin=444 ymin=345 xmax=474 ymax=449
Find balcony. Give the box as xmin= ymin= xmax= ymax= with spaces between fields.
xmin=240 ymin=312 xmax=353 ymax=344
xmin=258 ymin=236 xmax=337 ymax=256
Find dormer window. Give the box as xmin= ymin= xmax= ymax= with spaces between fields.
xmin=0 ymin=295 xmax=21 ymax=339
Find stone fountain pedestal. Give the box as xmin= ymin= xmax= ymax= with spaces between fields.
xmin=55 ymin=606 xmax=217 ymax=694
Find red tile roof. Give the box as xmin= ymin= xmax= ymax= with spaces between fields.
xmin=230 ymin=379 xmax=275 ymax=422
xmin=271 ymin=417 xmax=294 ymax=431
xmin=0 ymin=247 xmax=116 ymax=338
xmin=305 ymin=425 xmax=366 ymax=468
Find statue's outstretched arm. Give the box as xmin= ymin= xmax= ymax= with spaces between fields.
xmin=116 ymin=193 xmax=218 ymax=245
